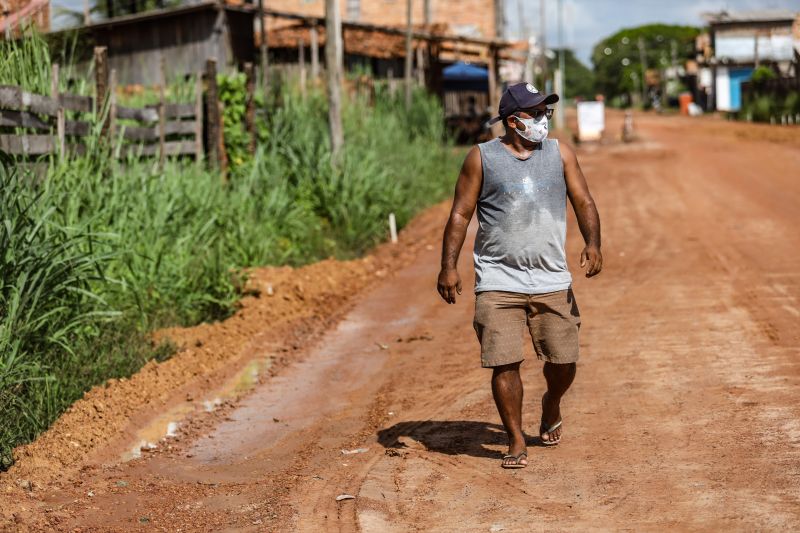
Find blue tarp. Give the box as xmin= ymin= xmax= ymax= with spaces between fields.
xmin=442 ymin=61 xmax=488 ymax=81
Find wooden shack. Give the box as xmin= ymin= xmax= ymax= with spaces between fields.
xmin=62 ymin=1 xmax=256 ymax=86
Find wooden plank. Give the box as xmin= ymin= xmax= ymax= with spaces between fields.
xmin=116 ymin=105 xmax=159 ymax=122
xmin=24 ymin=92 xmax=58 ymax=116
xmin=121 ymin=125 xmax=157 ymax=141
xmin=0 ymin=86 xmax=59 ymax=116
xmin=64 ymin=119 xmax=91 ymax=136
xmin=121 ymin=121 xmax=195 ymax=141
xmin=0 ymin=109 xmax=51 ymax=130
xmin=165 ymin=121 xmax=197 ymax=136
xmin=59 ymin=93 xmax=92 ymax=113
xmin=161 ymin=103 xmax=195 ymax=119
xmin=120 ymin=140 xmax=197 ymax=157
xmin=0 ymin=134 xmax=54 ymax=155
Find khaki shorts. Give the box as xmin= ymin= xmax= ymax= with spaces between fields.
xmin=473 ymin=289 xmax=581 ymax=367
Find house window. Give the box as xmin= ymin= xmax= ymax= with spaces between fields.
xmin=347 ymin=0 xmax=360 ymax=20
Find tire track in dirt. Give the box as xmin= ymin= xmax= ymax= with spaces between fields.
xmin=4 ymin=114 xmax=800 ymax=531
xmin=288 ymin=114 xmax=800 ymax=532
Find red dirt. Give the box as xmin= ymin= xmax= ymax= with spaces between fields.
xmin=3 ymin=112 xmax=800 ymax=531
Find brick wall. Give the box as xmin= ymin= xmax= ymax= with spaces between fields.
xmin=268 ymin=0 xmax=497 ymax=39
xmin=0 ymin=0 xmax=49 ymax=36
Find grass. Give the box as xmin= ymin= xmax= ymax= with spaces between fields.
xmin=0 ymin=33 xmax=464 ymax=469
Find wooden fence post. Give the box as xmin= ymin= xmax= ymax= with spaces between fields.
xmin=51 ymin=63 xmax=65 ymax=158
xmin=94 ymin=46 xmax=109 ymax=136
xmin=325 ymin=0 xmax=344 ymax=162
xmin=299 ymin=38 xmax=307 ymax=99
xmin=217 ymin=100 xmax=228 ymax=179
xmin=258 ymin=0 xmax=269 ymax=93
xmin=310 ymin=24 xmax=319 ymax=83
xmin=194 ymin=75 xmax=204 ymax=162
xmin=204 ymin=58 xmax=221 ymax=169
xmin=388 ymin=68 xmax=396 ymax=96
xmin=404 ymin=0 xmax=413 ymax=110
xmin=416 ymin=45 xmax=425 ymax=87
xmin=244 ymin=62 xmax=256 ymax=155
xmin=109 ymin=68 xmax=117 ymax=145
xmin=158 ymin=58 xmax=166 ymax=170
xmin=487 ymin=45 xmax=502 ymax=137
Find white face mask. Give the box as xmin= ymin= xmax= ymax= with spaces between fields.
xmin=513 ymin=114 xmax=548 ymax=143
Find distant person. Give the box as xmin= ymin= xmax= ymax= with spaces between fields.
xmin=437 ymin=83 xmax=602 ymax=469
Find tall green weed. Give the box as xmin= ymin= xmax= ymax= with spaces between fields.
xmin=0 ymin=34 xmax=463 ymax=469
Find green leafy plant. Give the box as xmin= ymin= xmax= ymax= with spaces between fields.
xmin=0 ymin=52 xmax=463 ymax=469
xmin=217 ymin=71 xmax=250 ymax=169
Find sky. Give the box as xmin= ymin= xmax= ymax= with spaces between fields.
xmin=506 ymin=0 xmax=800 ymax=65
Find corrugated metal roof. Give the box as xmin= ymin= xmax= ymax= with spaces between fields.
xmin=702 ymin=10 xmax=797 ymax=25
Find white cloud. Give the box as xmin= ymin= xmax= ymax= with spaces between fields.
xmin=505 ymin=0 xmax=800 ymax=66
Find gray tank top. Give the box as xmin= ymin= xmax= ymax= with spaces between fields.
xmin=473 ymin=137 xmax=572 ymax=294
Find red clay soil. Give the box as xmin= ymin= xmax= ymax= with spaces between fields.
xmin=0 ymin=201 xmax=450 ymax=505
xmin=3 ymin=112 xmax=800 ymax=531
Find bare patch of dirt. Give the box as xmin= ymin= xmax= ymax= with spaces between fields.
xmin=0 ymin=201 xmax=450 ymax=501
xmin=5 ymin=112 xmax=800 ymax=531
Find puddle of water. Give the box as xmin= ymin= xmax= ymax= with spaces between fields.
xmin=119 ymin=356 xmax=272 ymax=462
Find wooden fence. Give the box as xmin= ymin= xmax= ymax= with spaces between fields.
xmin=0 ymin=47 xmax=250 ymax=170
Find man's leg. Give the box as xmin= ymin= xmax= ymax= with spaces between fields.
xmin=541 ymin=362 xmax=576 ymax=443
xmin=492 ymin=362 xmax=527 ymax=466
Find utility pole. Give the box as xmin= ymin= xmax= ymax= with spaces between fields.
xmin=258 ymin=0 xmax=269 ymax=91
xmin=404 ymin=0 xmax=413 ymax=110
xmin=424 ymin=0 xmax=431 ymax=26
xmin=753 ymin=31 xmax=760 ymax=68
xmin=494 ymin=0 xmax=504 ymax=39
xmin=555 ymin=0 xmax=565 ymax=129
xmin=637 ymin=36 xmax=647 ymax=106
xmin=310 ymin=24 xmax=319 ymax=81
xmin=325 ymin=0 xmax=344 ymax=161
xmin=539 ymin=0 xmax=549 ymax=91
xmin=540 ymin=0 xmax=547 ymax=88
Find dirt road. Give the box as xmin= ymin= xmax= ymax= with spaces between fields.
xmin=5 ymin=113 xmax=800 ymax=531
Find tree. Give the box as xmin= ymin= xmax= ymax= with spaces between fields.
xmin=547 ymin=49 xmax=595 ymax=100
xmin=591 ymin=24 xmax=699 ymax=103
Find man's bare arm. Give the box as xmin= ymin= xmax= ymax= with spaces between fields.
xmin=437 ymin=146 xmax=483 ymax=304
xmin=560 ymin=142 xmax=603 ymax=277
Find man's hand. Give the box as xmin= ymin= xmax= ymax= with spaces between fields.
xmin=437 ymin=268 xmax=462 ymax=304
xmin=580 ymin=245 xmax=603 ymax=278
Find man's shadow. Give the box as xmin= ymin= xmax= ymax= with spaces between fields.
xmin=377 ymin=420 xmax=542 ymax=459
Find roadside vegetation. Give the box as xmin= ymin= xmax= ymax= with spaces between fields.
xmin=739 ymin=66 xmax=800 ymax=123
xmin=0 ymin=33 xmax=462 ymax=469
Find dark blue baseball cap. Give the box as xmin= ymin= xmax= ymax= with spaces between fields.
xmin=488 ymin=82 xmax=559 ymax=125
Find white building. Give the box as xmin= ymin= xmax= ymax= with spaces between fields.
xmin=699 ymin=10 xmax=799 ymax=112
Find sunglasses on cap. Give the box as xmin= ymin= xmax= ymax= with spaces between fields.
xmin=513 ymin=109 xmax=554 ymax=120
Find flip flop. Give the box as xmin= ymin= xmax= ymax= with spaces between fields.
xmin=501 ymin=451 xmax=528 ymax=469
xmin=540 ymin=392 xmax=562 ymax=446
xmin=539 ymin=419 xmax=562 ymax=446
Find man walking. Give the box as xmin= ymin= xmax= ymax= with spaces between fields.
xmin=437 ymin=83 xmax=602 ymax=469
